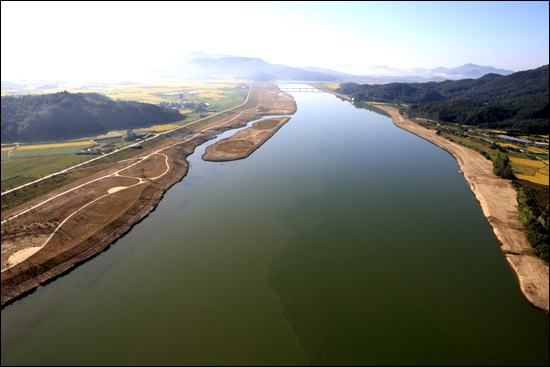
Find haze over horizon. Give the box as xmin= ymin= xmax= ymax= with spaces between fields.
xmin=1 ymin=1 xmax=549 ymax=82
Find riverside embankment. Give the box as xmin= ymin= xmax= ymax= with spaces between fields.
xmin=1 ymin=82 xmax=295 ymax=307
xmin=375 ymin=105 xmax=549 ymax=314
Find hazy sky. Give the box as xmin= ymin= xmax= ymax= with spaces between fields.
xmin=2 ymin=1 xmax=548 ymax=81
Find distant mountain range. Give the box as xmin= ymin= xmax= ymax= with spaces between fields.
xmin=0 ymin=51 xmax=518 ymax=85
xmin=150 ymin=52 xmax=514 ymax=83
xmin=153 ymin=54 xmax=340 ymax=81
xmin=325 ymin=63 xmax=515 ymax=81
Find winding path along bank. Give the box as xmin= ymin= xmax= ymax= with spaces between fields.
xmin=375 ymin=105 xmax=549 ymax=314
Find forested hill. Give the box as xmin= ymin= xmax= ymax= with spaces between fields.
xmin=1 ymin=92 xmax=184 ymax=143
xmin=336 ymin=65 xmax=549 ymax=134
xmin=336 ymin=65 xmax=548 ymax=105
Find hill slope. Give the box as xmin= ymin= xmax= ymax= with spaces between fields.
xmin=1 ymin=92 xmax=184 ymax=143
xmin=336 ymin=65 xmax=549 ymax=134
xmin=336 ymin=65 xmax=549 ymax=105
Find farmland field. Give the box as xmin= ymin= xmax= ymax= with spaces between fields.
xmin=1 ymin=80 xmax=249 ymax=108
xmin=509 ymin=157 xmax=546 ymax=168
xmin=3 ymin=141 xmax=93 ymax=151
xmin=516 ymin=171 xmax=550 ymax=185
xmin=323 ymin=83 xmax=341 ymax=89
xmin=140 ymin=124 xmax=182 ymax=132
xmin=510 ymin=157 xmax=549 ymax=185
xmin=1 ymin=155 xmax=95 ymax=191
xmin=12 ymin=145 xmax=95 ymax=157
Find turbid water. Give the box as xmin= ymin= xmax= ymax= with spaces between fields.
xmin=1 ymin=85 xmax=548 ymax=365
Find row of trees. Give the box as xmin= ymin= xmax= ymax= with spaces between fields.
xmin=513 ymin=180 xmax=549 ymax=263
xmin=1 ymin=91 xmax=185 ymax=143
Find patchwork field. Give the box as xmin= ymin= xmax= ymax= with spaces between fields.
xmin=510 ymin=157 xmax=549 ymax=185
xmin=1 ymin=80 xmax=248 ymax=105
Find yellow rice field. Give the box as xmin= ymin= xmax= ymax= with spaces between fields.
xmin=180 ymin=109 xmax=193 ymax=114
xmin=140 ymin=124 xmax=181 ymax=132
xmin=516 ymin=172 xmax=549 ymax=185
xmin=509 ymin=157 xmax=549 ymax=185
xmin=509 ymin=157 xmax=546 ymax=168
xmin=14 ymin=141 xmax=93 ymax=151
xmin=196 ymin=92 xmax=223 ymax=100
xmin=1 ymin=80 xmax=248 ymax=103
xmin=324 ymin=84 xmax=341 ymax=89
xmin=489 ymin=130 xmax=507 ymax=134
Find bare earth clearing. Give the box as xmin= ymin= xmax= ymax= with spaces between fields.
xmin=376 ymin=105 xmax=549 ymax=314
xmin=203 ymin=117 xmax=291 ymax=161
xmin=1 ymin=82 xmax=296 ymax=306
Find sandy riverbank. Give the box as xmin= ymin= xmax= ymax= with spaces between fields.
xmin=375 ymin=105 xmax=549 ymax=314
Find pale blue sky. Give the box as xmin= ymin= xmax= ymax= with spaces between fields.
xmin=1 ymin=1 xmax=548 ymax=81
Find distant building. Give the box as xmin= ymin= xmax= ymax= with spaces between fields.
xmin=124 ymin=129 xmax=137 ymax=141
xmin=496 ymin=134 xmax=532 ymax=145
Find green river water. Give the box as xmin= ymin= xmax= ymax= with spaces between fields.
xmin=1 ymin=85 xmax=548 ymax=365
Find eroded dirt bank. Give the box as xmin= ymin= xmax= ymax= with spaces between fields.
xmin=375 ymin=105 xmax=549 ymax=314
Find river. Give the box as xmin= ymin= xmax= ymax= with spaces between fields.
xmin=1 ymin=84 xmax=548 ymax=365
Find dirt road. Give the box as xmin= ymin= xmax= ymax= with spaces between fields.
xmin=375 ymin=105 xmax=549 ymax=314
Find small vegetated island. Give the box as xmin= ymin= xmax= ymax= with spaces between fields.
xmin=0 ymin=82 xmax=294 ymax=306
xmin=203 ymin=117 xmax=291 ymax=161
xmin=334 ymin=64 xmax=549 ymax=313
xmin=203 ymin=83 xmax=296 ymax=161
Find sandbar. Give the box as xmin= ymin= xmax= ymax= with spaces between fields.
xmin=203 ymin=117 xmax=291 ymax=162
